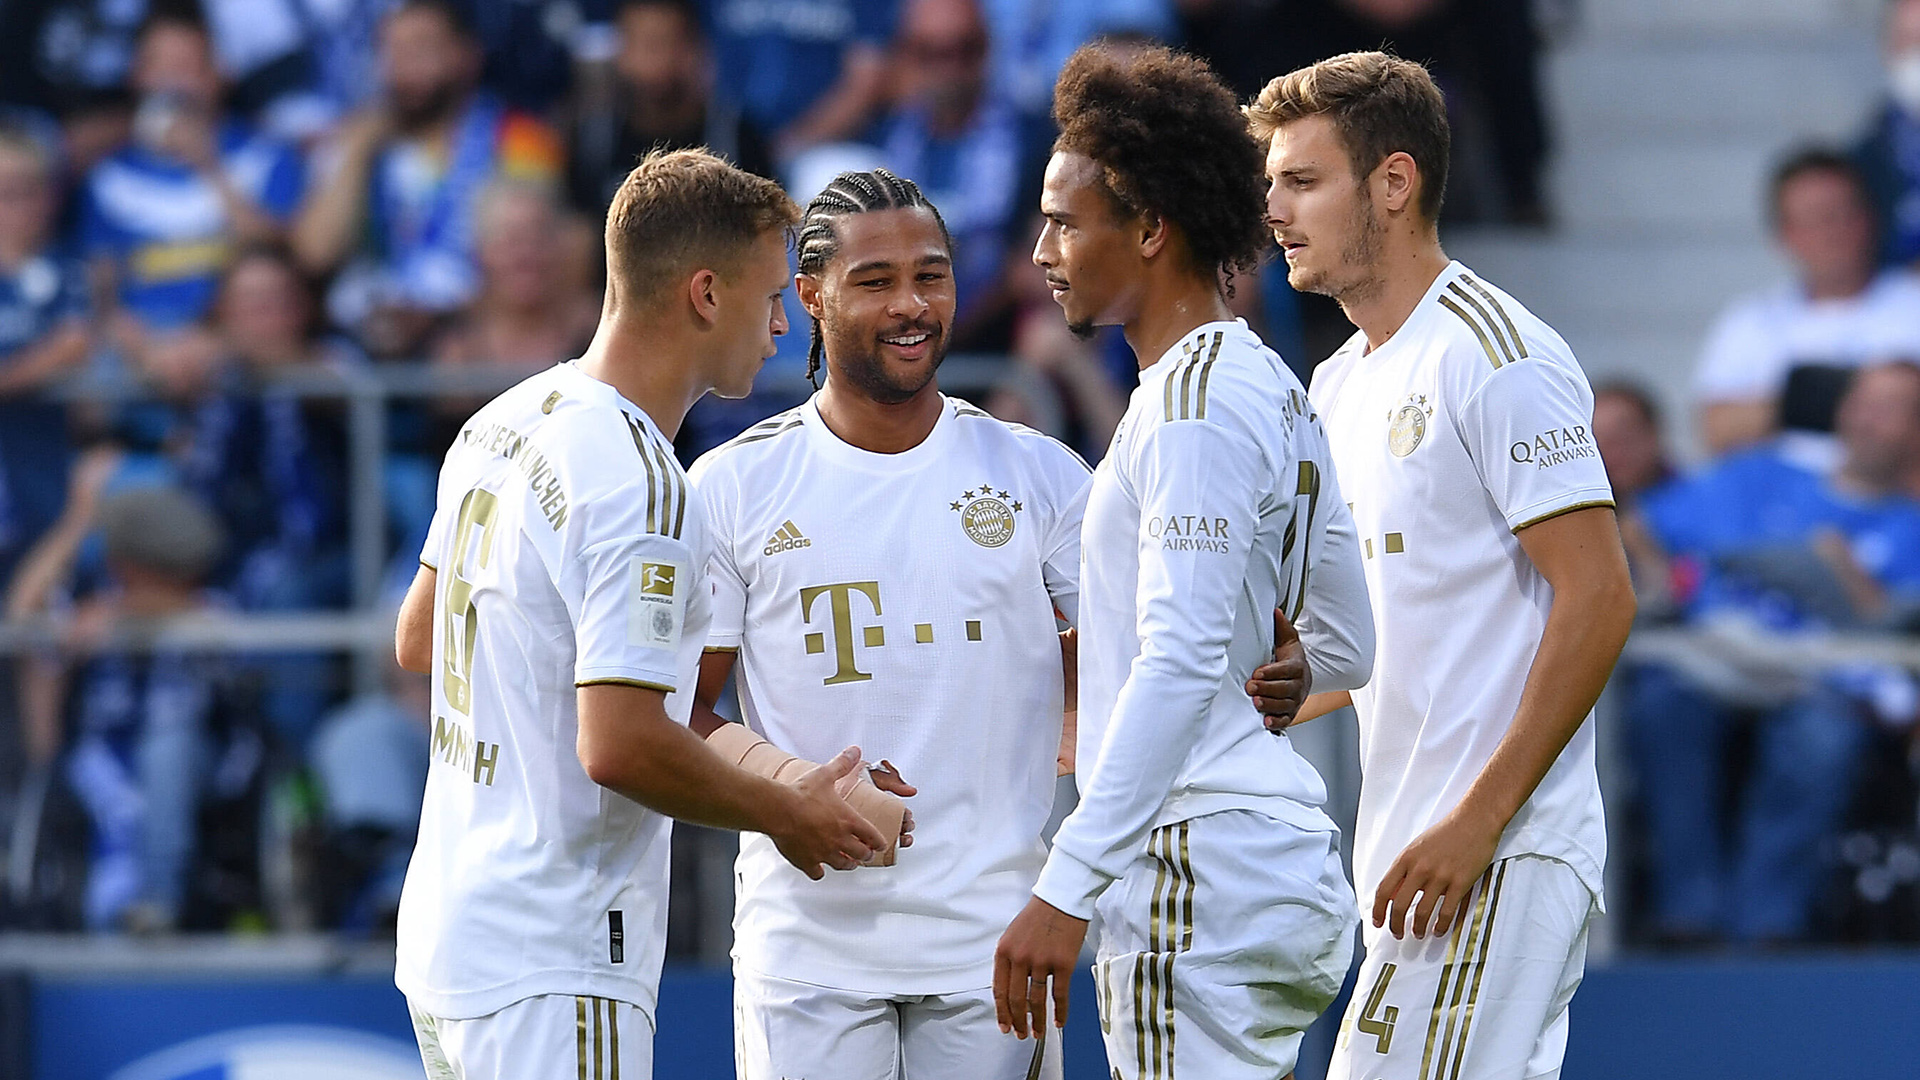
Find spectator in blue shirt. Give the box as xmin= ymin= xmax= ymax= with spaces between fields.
xmin=1855 ymin=0 xmax=1920 ymax=267
xmin=1626 ymin=361 xmax=1920 ymax=944
xmin=708 ymin=0 xmax=898 ymax=164
xmin=0 ymin=124 xmax=88 ymax=589
xmin=876 ymin=0 xmax=1041 ymax=351
xmin=79 ymin=11 xmax=306 ymax=333
xmin=292 ymin=0 xmax=562 ymax=360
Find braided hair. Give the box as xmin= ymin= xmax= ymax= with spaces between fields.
xmin=795 ymin=169 xmax=954 ymax=389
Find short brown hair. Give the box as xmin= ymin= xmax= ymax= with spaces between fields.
xmin=604 ymin=148 xmax=800 ymax=309
xmin=1245 ymin=51 xmax=1451 ymax=223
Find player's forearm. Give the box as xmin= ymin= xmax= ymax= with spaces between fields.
xmin=583 ymin=709 xmax=799 ymax=834
xmin=1456 ymin=569 xmax=1634 ymax=829
xmin=1293 ymin=690 xmax=1352 ymax=726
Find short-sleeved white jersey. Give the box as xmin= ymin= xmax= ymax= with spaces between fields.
xmin=1309 ymin=262 xmax=1613 ymax=906
xmin=688 ymin=394 xmax=1089 ymax=995
xmin=1034 ymin=319 xmax=1375 ymax=921
xmin=396 ymin=361 xmax=711 ymax=1021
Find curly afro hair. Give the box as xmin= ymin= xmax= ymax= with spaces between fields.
xmin=1051 ymin=42 xmax=1269 ymax=286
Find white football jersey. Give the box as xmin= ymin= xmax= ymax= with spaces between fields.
xmin=1034 ymin=319 xmax=1375 ymax=921
xmin=396 ymin=361 xmax=712 ymax=1021
xmin=689 ymin=394 xmax=1089 ymax=995
xmin=1309 ymin=261 xmax=1613 ymax=906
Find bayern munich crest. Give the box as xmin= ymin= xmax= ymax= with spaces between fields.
xmin=951 ymin=485 xmax=1022 ymax=548
xmin=1388 ymin=393 xmax=1433 ymax=458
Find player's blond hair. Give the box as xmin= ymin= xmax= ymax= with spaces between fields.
xmin=1244 ymin=51 xmax=1451 ymax=224
xmin=604 ymin=148 xmax=800 ymax=311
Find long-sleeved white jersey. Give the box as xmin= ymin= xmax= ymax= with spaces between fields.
xmin=1033 ymin=319 xmax=1374 ymax=919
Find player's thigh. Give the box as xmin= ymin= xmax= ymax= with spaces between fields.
xmin=409 ymin=994 xmax=652 ymax=1080
xmin=1328 ymin=855 xmax=1593 ymax=1080
xmin=1094 ymin=811 xmax=1356 ymax=1080
xmin=733 ymin=965 xmax=900 ymax=1080
xmin=898 ymin=986 xmax=1062 ymax=1080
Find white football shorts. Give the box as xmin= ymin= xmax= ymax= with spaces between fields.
xmin=409 ymin=993 xmax=652 ymax=1080
xmin=1328 ymin=854 xmax=1594 ymax=1080
xmin=732 ymin=965 xmax=1063 ymax=1080
xmin=1091 ymin=809 xmax=1357 ymax=1080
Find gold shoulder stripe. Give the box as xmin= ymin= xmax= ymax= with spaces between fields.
xmin=1437 ymin=295 xmax=1503 ymax=370
xmin=1458 ymin=274 xmax=1527 ymax=359
xmin=628 ymin=415 xmax=661 ymax=535
xmin=1512 ymin=498 xmax=1616 ymax=533
xmin=1445 ymin=283 xmax=1519 ymax=366
xmin=954 ymin=403 xmax=993 ymax=419
xmin=1193 ymin=331 xmax=1224 ymax=420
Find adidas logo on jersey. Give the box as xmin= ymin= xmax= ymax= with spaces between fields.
xmin=763 ymin=520 xmax=812 ymax=556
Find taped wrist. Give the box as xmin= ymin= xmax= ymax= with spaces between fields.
xmin=705 ymin=722 xmax=808 ymax=782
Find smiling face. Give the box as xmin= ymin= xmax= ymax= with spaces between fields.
xmin=1262 ymin=114 xmax=1386 ymax=302
xmin=702 ymin=228 xmax=792 ymax=399
xmin=1033 ymin=151 xmax=1144 ymax=339
xmin=803 ymin=205 xmax=955 ymax=404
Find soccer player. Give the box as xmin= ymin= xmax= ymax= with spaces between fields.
xmin=1245 ymin=53 xmax=1637 ymax=1080
xmin=390 ymin=149 xmax=886 ymax=1080
xmin=686 ymin=167 xmax=1088 ymax=1080
xmin=994 ymin=44 xmax=1377 ymax=1080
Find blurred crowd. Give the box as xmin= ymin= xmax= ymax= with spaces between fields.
xmin=1593 ymin=0 xmax=1920 ymax=949
xmin=7 ymin=0 xmax=1920 ymax=957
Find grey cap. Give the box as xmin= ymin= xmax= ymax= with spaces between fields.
xmin=98 ymin=486 xmax=225 ymax=584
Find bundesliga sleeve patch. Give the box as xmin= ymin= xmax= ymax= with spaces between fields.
xmin=628 ymin=556 xmax=687 ymax=650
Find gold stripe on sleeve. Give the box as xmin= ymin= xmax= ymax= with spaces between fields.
xmin=1511 ymin=499 xmax=1616 ymax=533
xmin=1445 ymin=861 xmax=1511 ymax=1080
xmin=1445 ymin=283 xmax=1518 ymax=366
xmin=1437 ymin=296 xmax=1503 ymax=370
xmin=576 ymin=677 xmax=676 ymax=693
xmin=576 ymin=996 xmax=589 ymax=1080
xmin=1177 ymin=351 xmax=1202 ymax=421
xmin=609 ymin=997 xmax=621 ymax=1080
xmin=702 ymin=645 xmax=740 ymax=654
xmin=1459 ymin=275 xmax=1528 ymax=359
xmin=1162 ymin=355 xmax=1180 ymax=422
xmin=1193 ymin=332 xmax=1224 ymax=420
xmin=593 ymin=996 xmax=604 ymax=1080
xmin=635 ymin=421 xmax=660 ymax=536
xmin=643 ymin=435 xmax=675 ymax=539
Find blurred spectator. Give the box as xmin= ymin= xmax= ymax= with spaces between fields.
xmin=708 ymin=0 xmax=898 ymax=166
xmin=977 ymin=0 xmax=1172 ymax=118
xmin=427 ymin=180 xmax=597 ymax=449
xmin=459 ymin=0 xmax=607 ymax=114
xmin=9 ymin=482 xmax=264 ymax=932
xmin=1695 ymin=149 xmax=1920 ymax=461
xmin=877 ymin=0 xmax=1043 ymax=350
xmin=0 ymin=125 xmax=89 ymax=588
xmin=1182 ymin=0 xmax=1547 ymax=225
xmin=567 ymin=0 xmax=775 ymax=221
xmin=79 ymin=10 xmax=305 ymax=336
xmin=0 ymin=0 xmax=149 ymax=118
xmin=1625 ymin=362 xmax=1920 ymax=944
xmin=293 ymin=0 xmax=562 ymax=360
xmin=1855 ymin=0 xmax=1920 ymax=268
xmin=1592 ymin=381 xmax=1679 ymax=610
xmin=306 ymin=654 xmax=427 ymax=932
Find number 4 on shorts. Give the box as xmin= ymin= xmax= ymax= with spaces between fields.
xmin=1356 ymin=962 xmax=1398 ymax=1053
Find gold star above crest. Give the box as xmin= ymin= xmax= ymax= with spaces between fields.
xmin=997 ymin=489 xmax=1010 ymax=499
xmin=962 ymin=489 xmax=975 ymax=500
xmin=950 ymin=500 xmax=963 ymax=511
xmin=1012 ymin=500 xmax=1023 ymax=512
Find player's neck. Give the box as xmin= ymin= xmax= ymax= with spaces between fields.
xmin=815 ymin=373 xmax=944 ymax=454
xmin=575 ymin=314 xmax=702 ymax=440
xmin=1122 ymin=272 xmax=1235 ymax=371
xmin=1342 ymin=240 xmax=1452 ymax=353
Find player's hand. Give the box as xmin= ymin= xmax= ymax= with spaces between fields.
xmin=1247 ymin=606 xmax=1312 ymax=732
xmin=993 ymin=896 xmax=1087 ymax=1039
xmin=864 ymin=759 xmax=915 ymax=849
xmin=1372 ymin=802 xmax=1503 ymax=940
xmin=774 ymin=746 xmax=887 ymax=880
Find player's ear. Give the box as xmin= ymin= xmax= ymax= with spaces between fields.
xmin=795 ymin=272 xmax=826 ymax=321
xmin=687 ymin=268 xmax=721 ymax=327
xmin=1137 ymin=209 xmax=1168 ymax=261
xmin=1379 ymin=151 xmax=1419 ymax=217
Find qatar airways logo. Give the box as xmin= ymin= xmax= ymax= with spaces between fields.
xmin=1510 ymin=425 xmax=1597 ymax=470
xmin=1147 ymin=514 xmax=1231 ymax=553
